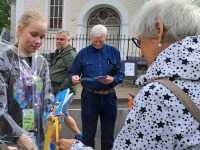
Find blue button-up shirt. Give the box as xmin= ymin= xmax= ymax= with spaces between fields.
xmin=68 ymin=44 xmax=125 ymax=90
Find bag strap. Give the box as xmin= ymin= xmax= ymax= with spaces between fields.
xmin=155 ymin=79 xmax=200 ymax=123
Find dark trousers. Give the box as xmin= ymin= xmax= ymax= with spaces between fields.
xmin=81 ymin=89 xmax=117 ymax=150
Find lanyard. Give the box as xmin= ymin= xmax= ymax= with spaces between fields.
xmin=43 ymin=117 xmax=59 ymax=150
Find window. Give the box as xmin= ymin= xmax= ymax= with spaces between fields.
xmin=88 ymin=8 xmax=120 ymax=27
xmin=49 ymin=0 xmax=63 ymax=30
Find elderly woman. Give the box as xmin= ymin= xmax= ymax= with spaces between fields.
xmin=56 ymin=0 xmax=200 ymax=149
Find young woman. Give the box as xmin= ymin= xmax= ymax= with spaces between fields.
xmin=0 ymin=11 xmax=54 ymax=149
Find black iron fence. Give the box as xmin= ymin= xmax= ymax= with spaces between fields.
xmin=0 ymin=29 xmax=145 ymax=62
xmin=0 ymin=30 xmax=147 ymax=78
xmin=40 ymin=34 xmax=146 ymax=61
xmin=40 ymin=34 xmax=147 ymax=79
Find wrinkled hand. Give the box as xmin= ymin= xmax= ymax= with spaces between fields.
xmin=56 ymin=139 xmax=77 ymax=150
xmin=98 ymin=75 xmax=114 ymax=84
xmin=17 ymin=133 xmax=37 ymax=150
xmin=72 ymin=75 xmax=81 ymax=84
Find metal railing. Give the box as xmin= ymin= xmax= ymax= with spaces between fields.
xmin=0 ymin=29 xmax=147 ymax=65
xmin=1 ymin=30 xmax=148 ymax=79
xmin=39 ymin=34 xmax=146 ymax=61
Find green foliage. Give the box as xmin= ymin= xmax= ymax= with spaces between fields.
xmin=0 ymin=0 xmax=11 ymax=33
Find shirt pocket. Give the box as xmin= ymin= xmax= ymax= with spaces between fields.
xmin=82 ymin=59 xmax=95 ymax=76
xmin=107 ymin=58 xmax=119 ymax=75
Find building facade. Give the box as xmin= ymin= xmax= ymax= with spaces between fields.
xmin=9 ymin=0 xmax=149 ymax=60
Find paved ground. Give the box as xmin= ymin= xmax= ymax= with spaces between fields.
xmin=56 ymin=82 xmax=142 ymax=150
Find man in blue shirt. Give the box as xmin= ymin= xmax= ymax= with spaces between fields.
xmin=68 ymin=24 xmax=125 ymax=150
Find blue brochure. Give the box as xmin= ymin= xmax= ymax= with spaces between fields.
xmin=43 ymin=88 xmax=73 ymax=120
xmin=80 ymin=75 xmax=107 ymax=82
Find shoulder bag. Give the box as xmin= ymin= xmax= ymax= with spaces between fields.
xmin=155 ymin=79 xmax=200 ymax=123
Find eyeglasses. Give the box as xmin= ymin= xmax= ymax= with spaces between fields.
xmin=132 ymin=36 xmax=141 ymax=48
xmin=93 ymin=39 xmax=105 ymax=44
xmin=56 ymin=38 xmax=66 ymax=41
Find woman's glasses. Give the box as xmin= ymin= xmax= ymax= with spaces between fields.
xmin=132 ymin=36 xmax=141 ymax=48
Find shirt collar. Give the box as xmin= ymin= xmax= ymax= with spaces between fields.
xmin=91 ymin=44 xmax=106 ymax=54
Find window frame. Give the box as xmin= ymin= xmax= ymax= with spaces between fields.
xmin=49 ymin=0 xmax=63 ymax=31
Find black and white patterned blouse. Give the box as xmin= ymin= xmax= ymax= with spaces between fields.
xmin=72 ymin=35 xmax=200 ymax=150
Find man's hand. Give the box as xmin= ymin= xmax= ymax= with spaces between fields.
xmin=98 ymin=75 xmax=114 ymax=84
xmin=47 ymin=112 xmax=55 ymax=122
xmin=47 ymin=112 xmax=63 ymax=122
xmin=71 ymin=75 xmax=81 ymax=84
xmin=56 ymin=139 xmax=77 ymax=150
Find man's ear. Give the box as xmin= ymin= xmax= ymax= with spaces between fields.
xmin=155 ymin=20 xmax=164 ymax=42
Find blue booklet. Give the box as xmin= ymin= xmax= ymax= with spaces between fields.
xmin=80 ymin=75 xmax=107 ymax=82
xmin=43 ymin=88 xmax=73 ymax=120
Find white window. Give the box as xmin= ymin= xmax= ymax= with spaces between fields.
xmin=49 ymin=0 xmax=63 ymax=30
xmin=88 ymin=8 xmax=120 ymax=27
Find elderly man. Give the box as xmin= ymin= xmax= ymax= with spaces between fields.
xmin=68 ymin=25 xmax=125 ymax=150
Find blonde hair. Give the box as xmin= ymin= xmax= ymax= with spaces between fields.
xmin=16 ymin=10 xmax=48 ymax=46
xmin=18 ymin=10 xmax=47 ymax=29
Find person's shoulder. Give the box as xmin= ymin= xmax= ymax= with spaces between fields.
xmin=105 ymin=44 xmax=118 ymax=50
xmin=78 ymin=45 xmax=91 ymax=54
xmin=38 ymin=52 xmax=45 ymax=58
xmin=0 ymin=48 xmax=10 ymax=56
xmin=37 ymin=53 xmax=48 ymax=63
xmin=104 ymin=44 xmax=119 ymax=53
xmin=83 ymin=44 xmax=92 ymax=50
xmin=0 ymin=47 xmax=15 ymax=60
xmin=63 ymin=45 xmax=76 ymax=53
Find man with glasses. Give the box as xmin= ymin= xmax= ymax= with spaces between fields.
xmin=49 ymin=30 xmax=82 ymax=150
xmin=68 ymin=24 xmax=125 ymax=150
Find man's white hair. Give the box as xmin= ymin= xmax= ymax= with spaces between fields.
xmin=90 ymin=24 xmax=107 ymax=37
xmin=133 ymin=0 xmax=200 ymax=42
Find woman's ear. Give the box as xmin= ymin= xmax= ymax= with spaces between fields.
xmin=155 ymin=20 xmax=164 ymax=42
xmin=17 ymin=25 xmax=22 ymax=35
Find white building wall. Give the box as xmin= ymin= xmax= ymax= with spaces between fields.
xmin=24 ymin=0 xmax=46 ymax=13
xmin=14 ymin=0 xmax=46 ymax=35
xmin=15 ymin=0 xmax=24 ymax=31
xmin=61 ymin=0 xmax=145 ymax=37
xmin=11 ymin=0 xmax=145 ymax=55
xmin=13 ymin=0 xmax=145 ymax=37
